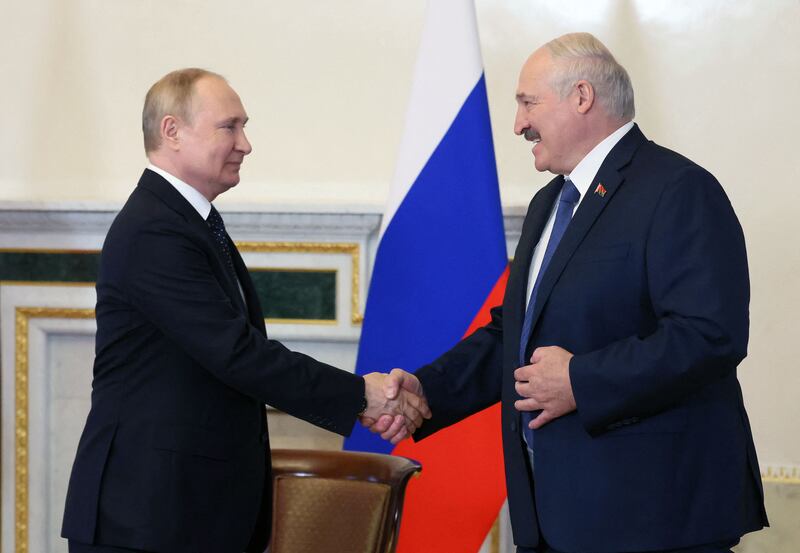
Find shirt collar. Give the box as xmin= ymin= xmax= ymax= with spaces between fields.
xmin=147 ymin=163 xmax=212 ymax=220
xmin=566 ymin=121 xmax=635 ymax=199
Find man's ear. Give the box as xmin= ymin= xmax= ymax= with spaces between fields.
xmin=160 ymin=115 xmax=180 ymax=151
xmin=574 ymin=80 xmax=595 ymax=114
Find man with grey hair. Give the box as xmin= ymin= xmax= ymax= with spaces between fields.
xmin=368 ymin=32 xmax=767 ymax=552
xmin=61 ymin=67 xmax=429 ymax=553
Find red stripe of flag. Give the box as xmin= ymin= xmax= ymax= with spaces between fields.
xmin=393 ymin=266 xmax=509 ymax=552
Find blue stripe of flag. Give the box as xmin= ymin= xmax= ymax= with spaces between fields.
xmin=345 ymin=75 xmax=507 ymax=453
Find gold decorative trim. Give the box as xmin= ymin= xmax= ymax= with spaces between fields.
xmin=0 ymin=281 xmax=95 ymax=288
xmin=14 ymin=307 xmax=95 ymax=553
xmin=0 ymin=281 xmax=338 ymax=326
xmin=265 ymin=318 xmax=338 ymax=326
xmin=236 ymin=241 xmax=363 ymax=324
xmin=762 ymin=465 xmax=800 ymax=485
xmin=14 ymin=309 xmax=28 ymax=553
xmin=490 ymin=516 xmax=500 ymax=553
xmin=1 ymin=240 xmax=367 ymax=325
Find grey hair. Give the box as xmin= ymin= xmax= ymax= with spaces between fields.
xmin=544 ymin=32 xmax=635 ymax=120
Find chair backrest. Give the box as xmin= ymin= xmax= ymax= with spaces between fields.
xmin=269 ymin=448 xmax=422 ymax=553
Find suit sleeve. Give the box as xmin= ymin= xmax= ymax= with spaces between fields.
xmin=569 ymin=166 xmax=749 ymax=436
xmin=123 ymin=221 xmax=364 ymax=436
xmin=414 ymin=304 xmax=505 ymax=439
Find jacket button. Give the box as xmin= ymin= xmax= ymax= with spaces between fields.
xmin=260 ymin=432 xmax=269 ymax=443
xmin=510 ymin=420 xmax=517 ymax=432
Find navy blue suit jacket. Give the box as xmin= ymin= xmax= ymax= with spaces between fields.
xmin=62 ymin=170 xmax=364 ymax=552
xmin=415 ymin=126 xmax=767 ymax=552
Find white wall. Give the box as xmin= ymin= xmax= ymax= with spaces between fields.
xmin=1 ymin=0 xmax=798 ymax=471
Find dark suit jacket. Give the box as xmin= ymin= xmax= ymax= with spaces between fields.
xmin=415 ymin=125 xmax=767 ymax=552
xmin=62 ymin=169 xmax=364 ymax=553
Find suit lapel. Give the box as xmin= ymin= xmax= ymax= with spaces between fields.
xmin=137 ymin=170 xmax=251 ymax=317
xmin=507 ymin=177 xmax=563 ymax=349
xmin=527 ymin=125 xmax=648 ymax=331
xmin=230 ymin=244 xmax=268 ymax=335
xmin=139 ymin=169 xmax=206 ymax=228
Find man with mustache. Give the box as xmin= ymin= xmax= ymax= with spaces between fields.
xmin=369 ymin=32 xmax=767 ymax=553
xmin=61 ymin=68 xmax=429 ymax=553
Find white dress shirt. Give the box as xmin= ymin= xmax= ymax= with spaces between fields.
xmin=524 ymin=121 xmax=635 ymax=307
xmin=147 ymin=164 xmax=212 ymax=220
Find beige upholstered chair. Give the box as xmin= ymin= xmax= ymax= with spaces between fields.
xmin=269 ymin=448 xmax=422 ymax=553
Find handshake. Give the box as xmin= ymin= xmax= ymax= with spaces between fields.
xmin=358 ymin=345 xmax=577 ymax=443
xmin=361 ymin=369 xmax=430 ymax=445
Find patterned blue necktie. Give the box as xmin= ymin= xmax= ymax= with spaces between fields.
xmin=207 ymin=206 xmax=236 ymax=275
xmin=519 ymin=178 xmax=580 ymax=451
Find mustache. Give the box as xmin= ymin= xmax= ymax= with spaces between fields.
xmin=523 ymin=128 xmax=539 ymax=142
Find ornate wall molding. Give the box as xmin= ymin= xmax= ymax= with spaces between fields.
xmin=0 ymin=204 xmax=524 ymax=244
xmin=0 ymin=204 xmax=382 ymax=237
xmin=237 ymin=241 xmax=363 ymax=323
xmin=13 ymin=307 xmax=94 ymax=553
xmin=0 ymin=242 xmax=363 ymax=325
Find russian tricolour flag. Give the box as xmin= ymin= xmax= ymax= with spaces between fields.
xmin=344 ymin=0 xmax=508 ymax=550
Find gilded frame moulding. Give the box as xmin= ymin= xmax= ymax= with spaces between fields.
xmin=1 ymin=241 xmax=365 ymax=325
xmin=235 ymin=241 xmax=364 ymax=324
xmin=13 ymin=307 xmax=95 ymax=553
xmin=0 ymin=248 xmax=100 ymax=255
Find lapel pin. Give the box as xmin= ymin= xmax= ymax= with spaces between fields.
xmin=594 ymin=183 xmax=607 ymax=197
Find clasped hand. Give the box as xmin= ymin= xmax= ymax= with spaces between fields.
xmin=514 ymin=345 xmax=576 ymax=429
xmin=361 ymin=369 xmax=428 ymax=444
xmin=359 ymin=346 xmax=575 ymax=443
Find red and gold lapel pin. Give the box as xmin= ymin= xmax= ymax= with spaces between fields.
xmin=594 ymin=183 xmax=607 ymax=197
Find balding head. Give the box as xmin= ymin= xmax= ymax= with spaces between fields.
xmin=543 ymin=32 xmax=635 ymax=121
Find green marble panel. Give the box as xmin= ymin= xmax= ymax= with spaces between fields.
xmin=250 ymin=269 xmax=336 ymax=321
xmin=0 ymin=252 xmax=337 ymax=321
xmin=0 ymin=251 xmax=100 ymax=282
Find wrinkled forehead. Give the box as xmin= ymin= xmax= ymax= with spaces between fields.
xmin=517 ymin=49 xmax=555 ymax=92
xmin=522 ymin=48 xmax=555 ymax=79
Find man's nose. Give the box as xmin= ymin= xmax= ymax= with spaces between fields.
xmin=513 ymin=108 xmax=528 ymax=136
xmin=237 ymin=130 xmax=253 ymax=155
